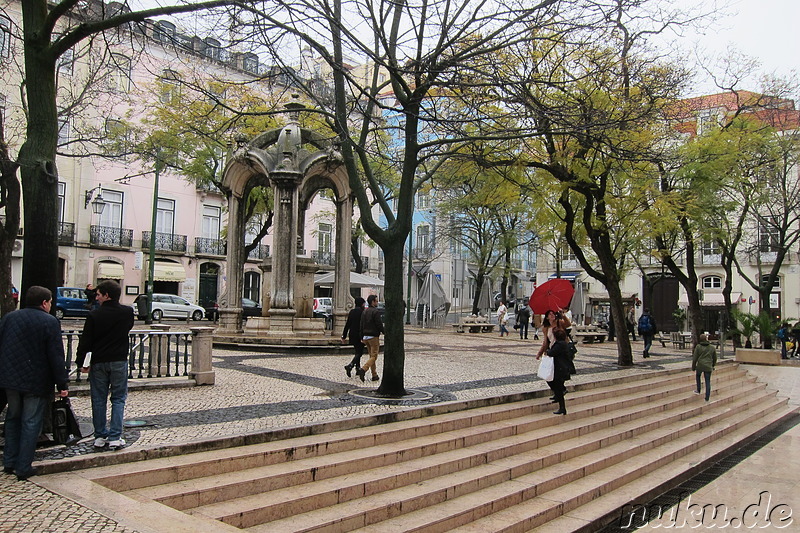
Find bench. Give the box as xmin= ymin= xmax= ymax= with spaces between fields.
xmin=572 ymin=328 xmax=608 ymax=343
xmin=654 ymin=332 xmax=668 ymax=347
xmin=452 ymin=323 xmax=497 ymax=334
xmin=670 ymin=332 xmax=687 ymax=349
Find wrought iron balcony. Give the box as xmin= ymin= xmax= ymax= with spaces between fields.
xmin=58 ymin=222 xmax=75 ymax=245
xmin=247 ymin=244 xmax=270 ymax=260
xmin=311 ymin=250 xmax=335 ymax=266
xmin=142 ymin=231 xmax=187 ymax=253
xmin=412 ymin=247 xmax=435 ymax=260
xmin=90 ymin=225 xmax=133 ymax=248
xmin=195 ymin=237 xmax=226 ymax=256
xmin=350 ymin=256 xmax=370 ymax=271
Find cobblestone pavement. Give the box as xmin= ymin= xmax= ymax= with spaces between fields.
xmin=0 ymin=329 xmax=784 ymax=532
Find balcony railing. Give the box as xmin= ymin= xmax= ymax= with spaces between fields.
xmin=312 ymin=250 xmax=335 ymax=266
xmin=58 ymin=222 xmax=75 ymax=245
xmin=195 ymin=237 xmax=226 ymax=256
xmin=413 ymin=247 xmax=435 ymax=260
xmin=142 ymin=231 xmax=187 ymax=253
xmin=351 ymin=256 xmax=370 ymax=271
xmin=247 ymin=244 xmax=270 ymax=260
xmin=90 ymin=225 xmax=133 ymax=248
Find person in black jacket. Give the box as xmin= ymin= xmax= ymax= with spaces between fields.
xmin=0 ymin=286 xmax=69 ymax=480
xmin=76 ymin=280 xmax=134 ymax=450
xmin=547 ymin=328 xmax=573 ymax=415
xmin=341 ymin=297 xmax=366 ymax=377
xmin=357 ymin=295 xmax=384 ymax=382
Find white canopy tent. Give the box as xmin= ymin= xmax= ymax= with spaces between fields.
xmin=314 ymin=271 xmax=385 ymax=288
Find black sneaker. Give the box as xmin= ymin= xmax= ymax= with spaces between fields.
xmin=356 ymin=368 xmax=365 ymax=382
xmin=371 ymin=375 xmax=380 ymax=381
xmin=344 ymin=364 xmax=353 ymax=377
xmin=3 ymin=466 xmax=14 ymax=475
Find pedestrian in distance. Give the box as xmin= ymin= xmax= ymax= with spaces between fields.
xmin=497 ymin=300 xmax=509 ymax=337
xmin=692 ymin=334 xmax=717 ymax=401
xmin=626 ymin=307 xmax=637 ymax=341
xmin=357 ymin=295 xmax=384 ymax=382
xmin=777 ymin=322 xmax=790 ymax=359
xmin=75 ymin=280 xmax=135 ymax=451
xmin=0 ymin=286 xmax=69 ymax=481
xmin=637 ymin=308 xmax=657 ymax=358
xmin=342 ymin=297 xmax=366 ymax=377
xmin=516 ymin=304 xmax=531 ymax=340
xmin=547 ymin=328 xmax=573 ymax=415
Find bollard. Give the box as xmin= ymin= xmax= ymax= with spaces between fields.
xmin=190 ymin=326 xmax=216 ymax=385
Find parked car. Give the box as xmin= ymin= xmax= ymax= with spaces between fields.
xmin=204 ymin=298 xmax=263 ymax=321
xmin=313 ymin=297 xmax=333 ymax=314
xmin=54 ymin=287 xmax=92 ymax=320
xmin=134 ymin=293 xmax=204 ymax=321
xmin=493 ymin=292 xmax=516 ymax=310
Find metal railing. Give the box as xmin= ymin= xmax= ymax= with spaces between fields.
xmin=312 ymin=250 xmax=335 ymax=266
xmin=247 ymin=244 xmax=270 ymax=260
xmin=90 ymin=225 xmax=134 ymax=248
xmin=195 ymin=237 xmax=226 ymax=255
xmin=142 ymin=231 xmax=188 ymax=253
xmin=63 ymin=330 xmax=192 ymax=383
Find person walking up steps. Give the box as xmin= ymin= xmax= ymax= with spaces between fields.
xmin=341 ymin=297 xmax=366 ymax=377
xmin=692 ymin=334 xmax=717 ymax=401
xmin=357 ymin=295 xmax=384 ymax=382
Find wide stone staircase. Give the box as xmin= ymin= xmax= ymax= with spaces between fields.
xmin=71 ymin=363 xmax=797 ymax=532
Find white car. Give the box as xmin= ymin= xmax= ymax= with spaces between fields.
xmin=313 ymin=297 xmax=333 ymax=314
xmin=134 ymin=293 xmax=204 ymax=321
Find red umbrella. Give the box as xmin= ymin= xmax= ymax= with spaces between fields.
xmin=528 ymin=279 xmax=575 ymax=315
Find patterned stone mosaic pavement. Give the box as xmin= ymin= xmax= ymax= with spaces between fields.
xmin=0 ymin=328 xmax=795 ymax=532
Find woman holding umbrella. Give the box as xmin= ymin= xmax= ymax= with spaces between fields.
xmin=537 ymin=309 xmax=572 ymax=405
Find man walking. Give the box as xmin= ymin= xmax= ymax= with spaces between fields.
xmin=516 ymin=304 xmax=531 ymax=340
xmin=357 ymin=295 xmax=384 ymax=382
xmin=637 ymin=308 xmax=657 ymax=359
xmin=341 ymin=297 xmax=366 ymax=377
xmin=0 ymin=286 xmax=69 ymax=480
xmin=76 ymin=280 xmax=134 ymax=450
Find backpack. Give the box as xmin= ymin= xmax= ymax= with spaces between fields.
xmin=777 ymin=327 xmax=788 ymax=341
xmin=637 ymin=314 xmax=653 ymax=334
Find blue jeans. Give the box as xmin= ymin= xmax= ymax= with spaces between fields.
xmin=643 ymin=333 xmax=653 ymax=356
xmin=3 ymin=389 xmax=48 ymax=477
xmin=89 ymin=361 xmax=128 ymax=441
xmin=696 ymin=371 xmax=712 ymax=401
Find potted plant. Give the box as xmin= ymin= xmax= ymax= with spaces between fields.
xmin=754 ymin=311 xmax=779 ymax=349
xmin=730 ymin=309 xmax=757 ymax=348
xmin=672 ymin=308 xmax=687 ymax=332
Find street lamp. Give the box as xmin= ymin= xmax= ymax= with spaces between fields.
xmin=84 ymin=186 xmax=106 ymax=215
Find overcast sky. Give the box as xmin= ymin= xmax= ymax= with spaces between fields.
xmin=670 ymin=0 xmax=800 ymax=96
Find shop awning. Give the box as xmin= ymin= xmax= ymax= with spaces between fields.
xmin=314 ymin=271 xmax=385 ymax=288
xmin=96 ymin=261 xmax=125 ymax=280
xmin=678 ymin=292 xmax=741 ymax=307
xmin=151 ymin=261 xmax=187 ymax=282
xmin=549 ymin=271 xmax=581 ymax=281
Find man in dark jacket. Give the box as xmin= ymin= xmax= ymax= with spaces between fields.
xmin=0 ymin=286 xmax=69 ymax=480
xmin=341 ymin=297 xmax=366 ymax=377
xmin=357 ymin=294 xmax=384 ymax=382
xmin=76 ymin=280 xmax=134 ymax=450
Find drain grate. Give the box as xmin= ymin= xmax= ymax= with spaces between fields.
xmin=599 ymin=413 xmax=800 ymax=532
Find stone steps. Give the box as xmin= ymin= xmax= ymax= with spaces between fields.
xmin=78 ymin=364 xmax=795 ymax=533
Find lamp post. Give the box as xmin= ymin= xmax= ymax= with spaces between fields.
xmin=84 ymin=186 xmax=106 ymax=215
xmin=145 ymin=155 xmax=161 ymax=325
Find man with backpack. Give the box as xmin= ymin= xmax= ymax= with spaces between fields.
xmin=637 ymin=308 xmax=657 ymax=359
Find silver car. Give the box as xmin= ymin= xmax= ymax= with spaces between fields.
xmin=135 ymin=293 xmax=204 ymax=321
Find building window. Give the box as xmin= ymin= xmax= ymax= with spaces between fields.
xmin=153 ymin=20 xmax=176 ymax=43
xmin=203 ymin=37 xmax=221 ymax=60
xmin=57 ymin=182 xmax=65 ymax=223
xmin=760 ymin=275 xmax=780 ymax=289
xmin=417 ymin=192 xmax=430 ymax=209
xmin=104 ymin=118 xmax=129 ymax=143
xmin=416 ymin=224 xmax=430 ymax=251
xmin=201 ymin=206 xmax=221 ymax=238
xmin=57 ymin=48 xmax=74 ymax=75
xmin=559 ymin=245 xmax=576 ymax=263
xmin=243 ymin=271 xmax=260 ymax=303
xmin=758 ymin=217 xmax=780 ymax=253
xmin=318 ymin=223 xmax=332 ymax=254
xmin=0 ymin=16 xmax=11 ymax=58
xmin=57 ymin=118 xmax=70 ymax=146
xmin=701 ymin=240 xmax=720 ymax=256
xmin=702 ymin=276 xmax=721 ymax=289
xmin=108 ymin=53 xmax=131 ymax=92
xmin=155 ymin=198 xmax=175 ymax=234
xmin=242 ymin=53 xmax=259 ymax=74
xmin=99 ymin=190 xmax=123 ymax=229
xmin=159 ymin=69 xmax=180 ymax=104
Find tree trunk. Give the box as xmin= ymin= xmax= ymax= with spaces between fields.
xmin=376 ymin=240 xmax=407 ymax=397
xmin=0 ymin=124 xmax=21 ymax=316
xmin=19 ymin=4 xmax=60 ymax=304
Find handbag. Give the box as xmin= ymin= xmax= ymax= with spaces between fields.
xmin=537 ymin=355 xmax=555 ymax=381
xmin=52 ymin=397 xmax=82 ymax=446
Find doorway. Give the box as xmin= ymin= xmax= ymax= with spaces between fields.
xmin=198 ymin=263 xmax=220 ymax=308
